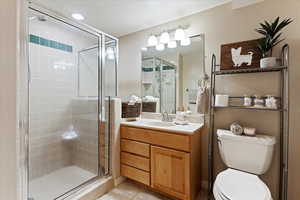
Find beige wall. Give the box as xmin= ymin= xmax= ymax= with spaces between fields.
xmin=0 ymin=0 xmax=23 ymax=199
xmin=119 ymin=0 xmax=300 ymax=199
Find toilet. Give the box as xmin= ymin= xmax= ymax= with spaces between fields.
xmin=213 ymin=129 xmax=276 ymax=200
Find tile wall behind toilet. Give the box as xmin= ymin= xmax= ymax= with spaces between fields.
xmin=28 ymin=16 xmax=99 ymax=180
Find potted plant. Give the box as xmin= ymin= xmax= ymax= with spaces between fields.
xmin=255 ymin=17 xmax=293 ymax=68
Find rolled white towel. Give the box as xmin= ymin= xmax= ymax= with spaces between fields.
xmin=195 ymin=87 xmax=209 ymax=114
xmin=143 ymin=96 xmax=158 ymax=102
xmin=128 ymin=95 xmax=141 ymax=105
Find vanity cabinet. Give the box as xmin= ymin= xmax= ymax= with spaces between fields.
xmin=151 ymin=146 xmax=190 ymax=200
xmin=120 ymin=125 xmax=202 ymax=200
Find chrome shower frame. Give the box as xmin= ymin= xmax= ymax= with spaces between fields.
xmin=19 ymin=1 xmax=119 ymax=199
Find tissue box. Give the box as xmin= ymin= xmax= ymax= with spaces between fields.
xmin=215 ymin=95 xmax=229 ymax=107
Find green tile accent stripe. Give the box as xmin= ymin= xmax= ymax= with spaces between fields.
xmin=142 ymin=68 xmax=154 ymax=72
xmin=29 ymin=34 xmax=73 ymax=53
xmin=162 ymin=65 xmax=175 ymax=70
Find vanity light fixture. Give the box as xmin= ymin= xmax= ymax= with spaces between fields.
xmin=175 ymin=28 xmax=185 ymax=41
xmin=160 ymin=32 xmax=170 ymax=44
xmin=72 ymin=13 xmax=85 ymax=21
xmin=156 ymin=43 xmax=165 ymax=51
xmin=147 ymin=27 xmax=189 ymax=51
xmin=167 ymin=40 xmax=177 ymax=49
xmin=147 ymin=35 xmax=158 ymax=47
xmin=180 ymin=37 xmax=191 ymax=46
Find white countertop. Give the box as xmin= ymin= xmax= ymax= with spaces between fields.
xmin=121 ymin=118 xmax=203 ymax=135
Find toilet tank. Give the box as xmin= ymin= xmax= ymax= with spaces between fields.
xmin=217 ymin=129 xmax=276 ymax=175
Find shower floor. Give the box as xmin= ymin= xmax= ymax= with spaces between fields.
xmin=29 ymin=165 xmax=96 ymax=200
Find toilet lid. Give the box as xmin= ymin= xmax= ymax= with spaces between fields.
xmin=214 ymin=169 xmax=272 ymax=200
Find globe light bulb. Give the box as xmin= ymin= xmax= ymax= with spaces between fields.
xmin=160 ymin=32 xmax=170 ymax=44
xmin=147 ymin=35 xmax=158 ymax=47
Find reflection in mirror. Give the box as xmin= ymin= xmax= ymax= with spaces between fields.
xmin=141 ymin=34 xmax=206 ymax=114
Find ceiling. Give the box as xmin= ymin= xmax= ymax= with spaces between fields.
xmin=33 ymin=0 xmax=231 ymax=37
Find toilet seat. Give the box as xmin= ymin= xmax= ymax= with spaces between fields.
xmin=213 ymin=169 xmax=272 ymax=200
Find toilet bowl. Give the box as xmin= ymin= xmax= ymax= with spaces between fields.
xmin=214 ymin=130 xmax=276 ymax=200
xmin=213 ymin=169 xmax=272 ymax=200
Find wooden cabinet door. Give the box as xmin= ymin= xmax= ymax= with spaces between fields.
xmin=151 ymin=146 xmax=190 ymax=200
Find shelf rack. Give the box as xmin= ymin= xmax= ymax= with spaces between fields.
xmin=214 ymin=106 xmax=285 ymax=112
xmin=208 ymin=44 xmax=290 ymax=200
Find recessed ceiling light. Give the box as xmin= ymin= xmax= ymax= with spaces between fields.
xmin=72 ymin=13 xmax=85 ymax=21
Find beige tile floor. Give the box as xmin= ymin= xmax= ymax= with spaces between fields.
xmin=96 ymin=180 xmax=208 ymax=200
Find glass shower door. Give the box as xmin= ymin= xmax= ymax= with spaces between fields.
xmin=28 ymin=9 xmax=102 ymax=200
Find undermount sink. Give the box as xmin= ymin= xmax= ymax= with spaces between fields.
xmin=145 ymin=121 xmax=176 ymax=127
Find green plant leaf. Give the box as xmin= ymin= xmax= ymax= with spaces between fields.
xmin=272 ymin=33 xmax=282 ymax=44
xmin=255 ymin=17 xmax=293 ymax=56
xmin=274 ymin=18 xmax=293 ymax=36
xmin=272 ymin=39 xmax=285 ymax=48
xmin=255 ymin=29 xmax=267 ymax=36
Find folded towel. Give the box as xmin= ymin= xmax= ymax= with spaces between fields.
xmin=128 ymin=95 xmax=141 ymax=105
xmin=195 ymin=87 xmax=209 ymax=114
xmin=142 ymin=96 xmax=159 ymax=102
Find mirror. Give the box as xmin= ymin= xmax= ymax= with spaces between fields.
xmin=141 ymin=34 xmax=206 ymax=114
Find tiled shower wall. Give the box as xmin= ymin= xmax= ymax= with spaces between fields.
xmin=29 ymin=16 xmax=99 ymax=180
xmin=71 ymin=99 xmax=99 ymax=175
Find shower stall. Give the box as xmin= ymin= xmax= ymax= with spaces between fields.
xmin=27 ymin=4 xmax=117 ymax=200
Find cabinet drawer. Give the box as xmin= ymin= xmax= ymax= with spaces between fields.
xmin=147 ymin=129 xmax=190 ymax=152
xmin=121 ymin=164 xmax=150 ymax=186
xmin=121 ymin=126 xmax=190 ymax=152
xmin=121 ymin=126 xmax=150 ymax=141
xmin=121 ymin=139 xmax=150 ymax=157
xmin=121 ymin=152 xmax=150 ymax=171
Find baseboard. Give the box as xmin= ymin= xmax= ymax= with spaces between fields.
xmin=114 ymin=176 xmax=127 ymax=186
xmin=63 ymin=177 xmax=114 ymax=200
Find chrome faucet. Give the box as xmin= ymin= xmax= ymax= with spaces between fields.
xmin=162 ymin=111 xmax=172 ymax=122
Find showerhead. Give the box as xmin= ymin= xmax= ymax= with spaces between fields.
xmin=37 ymin=15 xmax=47 ymax=22
xmin=28 ymin=15 xmax=47 ymax=22
xmin=201 ymin=73 xmax=209 ymax=81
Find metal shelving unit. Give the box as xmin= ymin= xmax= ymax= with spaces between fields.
xmin=214 ymin=106 xmax=285 ymax=112
xmin=208 ymin=44 xmax=290 ymax=200
xmin=214 ymin=66 xmax=287 ymax=75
